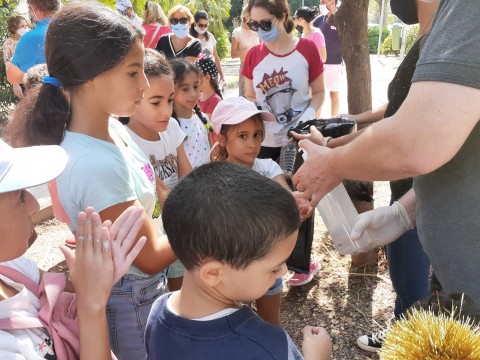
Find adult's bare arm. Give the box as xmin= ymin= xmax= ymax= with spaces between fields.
xmin=6 ymin=64 xmax=24 ymax=84
xmin=293 ymin=81 xmax=480 ymax=205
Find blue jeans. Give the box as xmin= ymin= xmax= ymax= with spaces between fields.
xmin=106 ymin=271 xmax=167 ymax=360
xmin=386 ymin=227 xmax=431 ymax=318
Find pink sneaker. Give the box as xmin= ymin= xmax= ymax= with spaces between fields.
xmin=288 ymin=258 xmax=320 ymax=286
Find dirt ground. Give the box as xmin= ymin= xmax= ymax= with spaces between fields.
xmin=26 ymin=182 xmax=394 ymax=360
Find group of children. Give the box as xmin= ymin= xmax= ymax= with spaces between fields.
xmin=0 ymin=1 xmax=331 ymax=359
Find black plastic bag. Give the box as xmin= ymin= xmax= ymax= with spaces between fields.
xmin=287 ymin=116 xmax=357 ymax=140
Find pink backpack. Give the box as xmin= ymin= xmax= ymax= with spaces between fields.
xmin=0 ymin=265 xmax=116 ymax=360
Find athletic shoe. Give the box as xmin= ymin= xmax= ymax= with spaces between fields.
xmin=357 ymin=328 xmax=389 ymax=352
xmin=288 ymin=258 xmax=320 ymax=286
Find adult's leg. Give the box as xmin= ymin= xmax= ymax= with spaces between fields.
xmin=386 ymin=228 xmax=431 ymax=318
xmin=330 ymin=91 xmax=339 ymax=116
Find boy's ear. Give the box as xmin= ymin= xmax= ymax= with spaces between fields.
xmin=198 ymin=260 xmax=225 ymax=287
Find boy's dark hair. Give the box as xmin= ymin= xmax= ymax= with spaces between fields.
xmin=12 ymin=1 xmax=143 ymax=146
xmin=162 ymin=162 xmax=300 ymax=270
xmin=27 ymin=0 xmax=60 ymax=14
xmin=169 ymin=57 xmax=212 ymax=132
xmin=247 ymin=0 xmax=294 ymax=34
xmin=7 ymin=15 xmax=27 ymax=35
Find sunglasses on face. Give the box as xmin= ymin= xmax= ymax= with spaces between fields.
xmin=247 ymin=19 xmax=274 ymax=32
xmin=170 ymin=17 xmax=188 ymax=25
xmin=197 ymin=23 xmax=208 ymax=28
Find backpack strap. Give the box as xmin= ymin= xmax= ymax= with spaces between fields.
xmin=147 ymin=25 xmax=162 ymax=48
xmin=0 ymin=265 xmax=39 ymax=295
xmin=0 ymin=265 xmax=44 ymax=330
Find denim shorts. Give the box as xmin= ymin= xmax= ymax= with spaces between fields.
xmin=265 ymin=277 xmax=283 ymax=296
xmin=106 ymin=271 xmax=167 ymax=360
xmin=167 ymin=259 xmax=185 ymax=278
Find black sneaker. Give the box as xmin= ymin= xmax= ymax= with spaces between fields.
xmin=357 ymin=329 xmax=388 ymax=352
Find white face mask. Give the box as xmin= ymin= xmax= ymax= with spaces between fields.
xmin=194 ymin=26 xmax=207 ymax=35
xmin=16 ymin=28 xmax=29 ymax=37
xmin=319 ymin=4 xmax=329 ymax=16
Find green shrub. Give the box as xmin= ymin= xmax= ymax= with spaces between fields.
xmin=368 ymin=26 xmax=389 ymax=54
xmin=380 ymin=34 xmax=400 ymax=56
xmin=214 ymin=29 xmax=230 ymax=59
xmin=0 ymin=7 xmax=18 ymax=131
xmin=405 ymin=24 xmax=419 ymax=53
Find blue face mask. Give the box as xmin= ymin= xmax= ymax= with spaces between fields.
xmin=171 ymin=24 xmax=189 ymax=39
xmin=257 ymin=23 xmax=281 ymax=43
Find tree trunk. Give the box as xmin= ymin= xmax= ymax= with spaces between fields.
xmin=335 ymin=0 xmax=377 ymax=266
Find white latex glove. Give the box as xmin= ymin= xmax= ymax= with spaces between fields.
xmin=296 ymin=107 xmax=316 ymax=126
xmin=350 ymin=201 xmax=414 ymax=247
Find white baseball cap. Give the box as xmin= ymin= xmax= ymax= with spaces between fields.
xmin=0 ymin=139 xmax=67 ymax=193
xmin=211 ymin=97 xmax=276 ymax=134
xmin=116 ymin=0 xmax=133 ymax=12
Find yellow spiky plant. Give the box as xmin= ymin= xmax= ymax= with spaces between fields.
xmin=380 ymin=307 xmax=480 ymax=360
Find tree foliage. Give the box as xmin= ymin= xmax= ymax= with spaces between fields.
xmin=0 ymin=5 xmax=18 ymax=129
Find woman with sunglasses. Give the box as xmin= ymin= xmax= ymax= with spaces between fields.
xmin=190 ymin=11 xmax=225 ymax=84
xmin=156 ymin=5 xmax=201 ymax=63
xmin=242 ymin=0 xmax=325 ymax=161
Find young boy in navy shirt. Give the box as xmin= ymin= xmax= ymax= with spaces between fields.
xmin=145 ymin=162 xmax=331 ymax=359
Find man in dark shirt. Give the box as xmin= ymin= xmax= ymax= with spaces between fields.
xmin=313 ymin=0 xmax=342 ymax=116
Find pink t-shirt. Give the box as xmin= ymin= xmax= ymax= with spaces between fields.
xmin=306 ymin=29 xmax=326 ymax=48
xmin=143 ymin=24 xmax=172 ymax=49
xmin=242 ymin=38 xmax=324 ymax=147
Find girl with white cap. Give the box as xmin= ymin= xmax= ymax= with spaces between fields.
xmin=210 ymin=96 xmax=312 ymax=327
xmin=0 ymin=139 xmax=146 ymax=359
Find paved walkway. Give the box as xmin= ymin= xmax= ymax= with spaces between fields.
xmin=28 ymin=54 xmax=401 ymax=223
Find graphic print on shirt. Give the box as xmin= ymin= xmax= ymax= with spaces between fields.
xmin=149 ymin=154 xmax=179 ymax=182
xmin=256 ymin=68 xmax=301 ymax=124
xmin=142 ymin=163 xmax=161 ymax=218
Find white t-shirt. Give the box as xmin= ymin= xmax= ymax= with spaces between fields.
xmin=125 ymin=120 xmax=187 ymax=190
xmin=0 ymin=257 xmax=55 ymax=359
xmin=176 ymin=115 xmax=210 ymax=169
xmin=199 ymin=32 xmax=217 ymax=56
xmin=252 ymin=158 xmax=283 ymax=179
xmin=58 ymin=118 xmax=163 ymax=276
xmin=242 ymin=39 xmax=324 ymax=147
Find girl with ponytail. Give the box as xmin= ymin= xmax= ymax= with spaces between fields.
xmin=195 ymin=54 xmax=223 ymax=121
xmin=9 ymin=2 xmax=176 ymax=359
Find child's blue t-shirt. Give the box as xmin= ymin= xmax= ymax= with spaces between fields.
xmin=145 ymin=293 xmax=303 ymax=359
xmin=57 ymin=118 xmax=163 ymax=276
